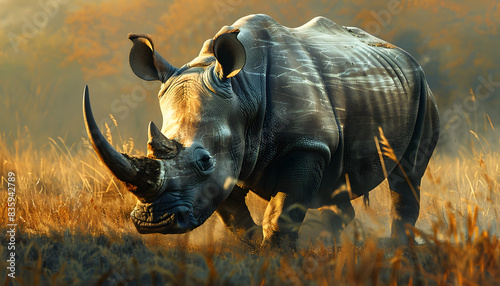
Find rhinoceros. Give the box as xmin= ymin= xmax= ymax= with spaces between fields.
xmin=83 ymin=14 xmax=439 ymax=250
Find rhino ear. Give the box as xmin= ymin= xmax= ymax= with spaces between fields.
xmin=128 ymin=34 xmax=177 ymax=82
xmin=213 ymin=31 xmax=246 ymax=79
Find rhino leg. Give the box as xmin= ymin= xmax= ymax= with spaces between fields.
xmin=216 ymin=186 xmax=262 ymax=247
xmin=388 ymin=146 xmax=423 ymax=243
xmin=261 ymin=151 xmax=325 ymax=251
xmin=388 ymin=168 xmax=421 ymax=244
xmin=388 ymin=100 xmax=439 ymax=244
xmin=319 ymin=201 xmax=355 ymax=245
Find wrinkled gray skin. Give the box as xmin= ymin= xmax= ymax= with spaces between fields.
xmin=84 ymin=14 xmax=439 ymax=251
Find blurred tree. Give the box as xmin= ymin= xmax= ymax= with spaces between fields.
xmin=63 ymin=0 xmax=161 ymax=79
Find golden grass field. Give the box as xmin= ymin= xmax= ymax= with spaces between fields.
xmin=1 ymin=124 xmax=500 ymax=285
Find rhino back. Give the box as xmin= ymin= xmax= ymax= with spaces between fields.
xmin=232 ymin=15 xmax=431 ymax=198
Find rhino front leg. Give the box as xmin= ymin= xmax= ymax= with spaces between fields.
xmin=216 ymin=186 xmax=262 ymax=247
xmin=261 ymin=151 xmax=325 ymax=251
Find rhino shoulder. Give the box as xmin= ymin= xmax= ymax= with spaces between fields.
xmin=292 ymin=16 xmax=349 ymax=35
xmin=232 ymin=14 xmax=281 ymax=30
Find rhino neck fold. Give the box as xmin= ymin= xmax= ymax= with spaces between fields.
xmin=227 ymin=72 xmax=267 ymax=184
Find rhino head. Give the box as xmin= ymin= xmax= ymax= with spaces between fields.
xmin=84 ymin=28 xmax=248 ymax=234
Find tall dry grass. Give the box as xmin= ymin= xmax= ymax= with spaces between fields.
xmin=1 ymin=123 xmax=500 ymax=285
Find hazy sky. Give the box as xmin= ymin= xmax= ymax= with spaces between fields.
xmin=1 ymin=0 xmax=498 ymax=153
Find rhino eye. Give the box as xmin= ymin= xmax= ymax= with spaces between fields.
xmin=194 ymin=148 xmax=214 ymax=171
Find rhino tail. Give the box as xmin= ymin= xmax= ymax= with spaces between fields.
xmin=363 ymin=193 xmax=370 ymax=209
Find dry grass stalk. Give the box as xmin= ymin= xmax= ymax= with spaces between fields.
xmin=378 ymin=127 xmax=420 ymax=204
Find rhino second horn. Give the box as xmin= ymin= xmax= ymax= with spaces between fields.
xmin=83 ymin=85 xmax=138 ymax=182
xmin=147 ymin=121 xmax=180 ymax=159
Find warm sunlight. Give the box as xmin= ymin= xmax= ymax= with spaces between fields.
xmin=1 ymin=0 xmax=499 ymax=284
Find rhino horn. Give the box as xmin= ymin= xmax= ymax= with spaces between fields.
xmin=83 ymin=85 xmax=137 ymax=182
xmin=83 ymin=86 xmax=164 ymax=197
xmin=147 ymin=122 xmax=180 ymax=159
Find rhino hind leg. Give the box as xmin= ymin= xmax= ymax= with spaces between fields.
xmin=387 ymin=139 xmax=431 ymax=243
xmin=215 ymin=186 xmax=262 ymax=248
xmin=319 ymin=201 xmax=355 ymax=245
xmin=388 ymin=97 xmax=439 ymax=244
xmin=388 ymin=168 xmax=421 ymax=244
xmin=261 ymin=151 xmax=326 ymax=251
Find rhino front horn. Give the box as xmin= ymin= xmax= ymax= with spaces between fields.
xmin=83 ymin=86 xmax=164 ymax=198
xmin=83 ymin=85 xmax=138 ymax=182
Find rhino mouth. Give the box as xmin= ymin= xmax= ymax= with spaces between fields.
xmin=130 ymin=193 xmax=198 ymax=234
